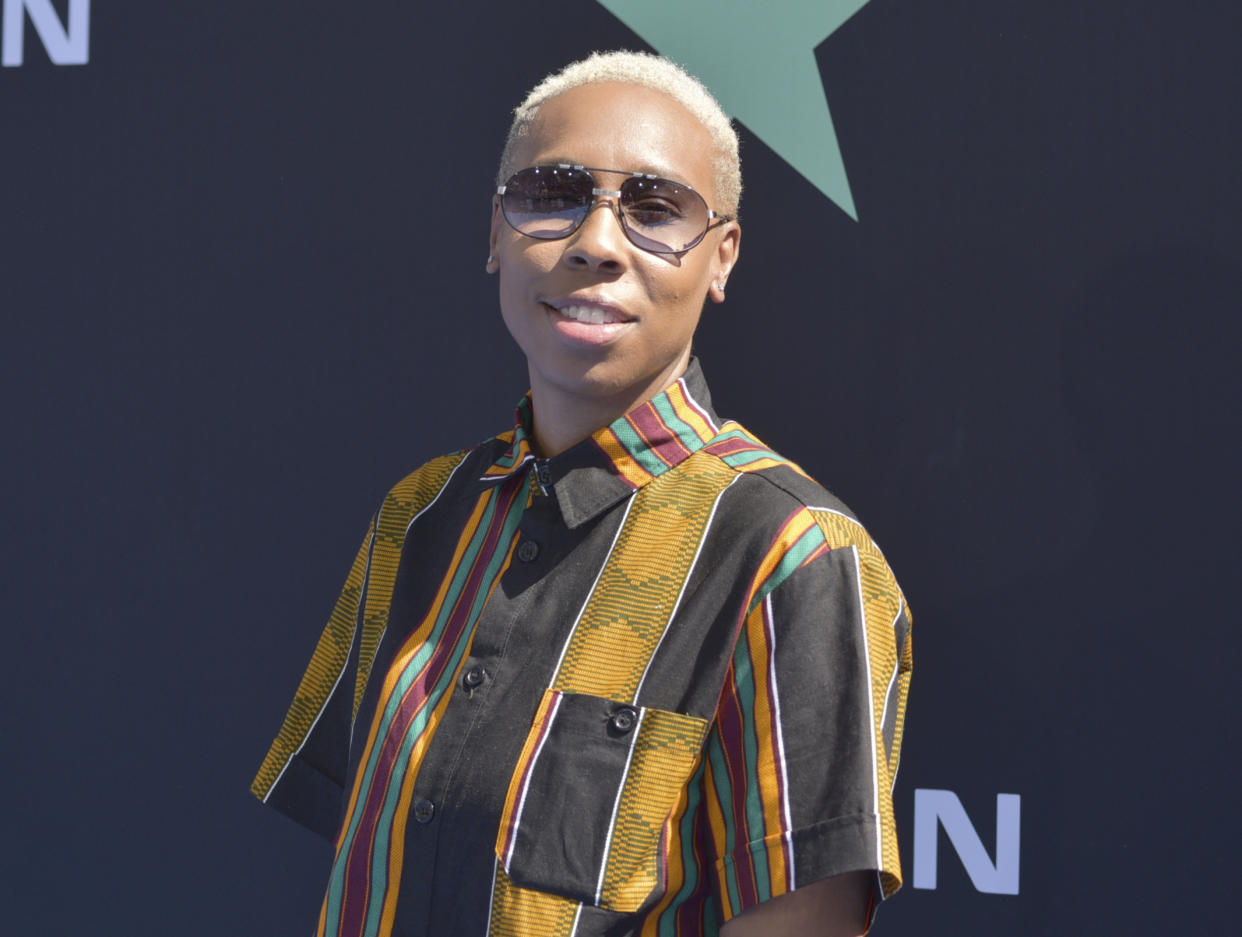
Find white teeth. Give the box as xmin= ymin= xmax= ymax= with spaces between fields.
xmin=558 ymin=304 xmax=621 ymax=324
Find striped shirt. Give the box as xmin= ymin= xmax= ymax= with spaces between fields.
xmin=253 ymin=359 xmax=912 ymax=937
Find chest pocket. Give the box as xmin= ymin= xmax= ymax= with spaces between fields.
xmin=495 ymin=688 xmax=708 ymax=912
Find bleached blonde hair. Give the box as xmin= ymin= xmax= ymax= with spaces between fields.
xmin=497 ymin=50 xmax=742 ymax=217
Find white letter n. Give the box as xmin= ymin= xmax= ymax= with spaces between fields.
xmin=3 ymin=0 xmax=90 ymax=67
xmin=913 ymin=788 xmax=1021 ymax=894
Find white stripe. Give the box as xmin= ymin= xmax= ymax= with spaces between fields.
xmin=763 ymin=593 xmax=797 ymax=889
xmin=503 ymin=691 xmax=564 ymax=870
xmin=807 ymin=505 xmax=887 ymax=555
xmin=568 ymin=903 xmax=584 ymax=936
xmin=805 ymin=504 xmax=851 ymax=520
xmin=594 ymin=706 xmax=646 ymax=905
xmin=631 ymin=474 xmax=739 ymax=703
xmin=849 ymin=545 xmax=884 ymax=872
xmin=338 ymin=457 xmax=475 ymax=710
xmin=550 ymin=493 xmax=637 ymax=683
xmin=477 ymin=452 xmax=534 ymax=483
xmin=484 ymin=858 xmax=498 ymax=937
xmin=679 ymin=377 xmax=720 ymax=434
xmin=263 ymin=638 xmax=355 ymax=801
xmin=409 ymin=455 xmax=470 ymax=537
xmin=351 ymin=455 xmax=471 ymax=744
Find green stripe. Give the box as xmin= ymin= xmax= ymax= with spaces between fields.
xmin=652 ymin=393 xmax=709 ymax=451
xmin=720 ymin=448 xmax=779 ymax=469
xmin=657 ymin=758 xmax=708 ymax=937
xmin=610 ymin=417 xmax=672 ymax=477
xmin=705 ymin=730 xmax=743 ymax=915
xmin=730 ymin=635 xmax=773 ymax=902
xmin=747 ymin=523 xmax=826 ymax=616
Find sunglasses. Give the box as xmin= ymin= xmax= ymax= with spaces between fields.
xmin=496 ymin=164 xmax=731 ymax=254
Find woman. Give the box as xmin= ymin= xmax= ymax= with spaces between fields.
xmin=254 ymin=50 xmax=911 ymax=937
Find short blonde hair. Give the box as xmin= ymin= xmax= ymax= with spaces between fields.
xmin=497 ymin=50 xmax=742 ymax=217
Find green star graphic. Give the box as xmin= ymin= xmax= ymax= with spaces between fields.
xmin=594 ymin=0 xmax=870 ymax=219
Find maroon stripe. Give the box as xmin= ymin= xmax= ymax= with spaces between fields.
xmin=672 ymin=794 xmax=714 ymax=935
xmin=712 ymin=668 xmax=759 ymax=912
xmin=628 ymin=402 xmax=694 ymax=467
xmin=338 ymin=476 xmax=525 ymax=935
xmin=338 ymin=601 xmax=480 ymax=936
xmin=703 ymin=436 xmax=765 ymax=458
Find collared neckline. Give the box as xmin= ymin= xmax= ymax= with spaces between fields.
xmin=481 ymin=359 xmax=723 ymax=528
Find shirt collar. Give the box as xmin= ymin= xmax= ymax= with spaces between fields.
xmin=482 ymin=358 xmax=723 ymax=527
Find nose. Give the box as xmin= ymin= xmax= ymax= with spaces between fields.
xmin=562 ymin=191 xmax=628 ymax=273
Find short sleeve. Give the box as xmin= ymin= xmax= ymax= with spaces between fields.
xmin=250 ymin=519 xmax=376 ymax=841
xmin=700 ymin=509 xmax=912 ymax=926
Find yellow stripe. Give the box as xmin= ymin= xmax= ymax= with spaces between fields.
xmin=731 ymin=455 xmax=810 ymax=477
xmin=488 ymin=866 xmax=580 ymax=937
xmin=636 ymin=762 xmax=700 ymax=937
xmin=599 ymin=709 xmax=708 ymax=910
xmin=809 ymin=508 xmax=911 ymax=897
xmin=665 ymin=380 xmax=716 ymax=443
xmin=354 ymin=454 xmax=466 ymax=717
xmin=251 ymin=519 xmax=375 ymax=800
xmin=740 ymin=508 xmax=818 ymax=614
xmin=497 ymin=689 xmax=561 ymax=855
xmin=252 ymin=453 xmax=466 ymax=807
xmin=554 ymin=451 xmax=737 ymax=699
xmin=594 ymin=426 xmax=653 ymax=488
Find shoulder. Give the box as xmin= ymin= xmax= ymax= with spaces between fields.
xmin=374 ymin=430 xmax=516 ymax=526
xmin=697 ymin=419 xmax=859 ymax=529
xmin=696 ymin=420 xmax=905 ymax=602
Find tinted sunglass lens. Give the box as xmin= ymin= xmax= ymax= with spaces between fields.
xmin=619 ymin=177 xmax=710 ymax=253
xmin=502 ymin=167 xmax=592 ymax=239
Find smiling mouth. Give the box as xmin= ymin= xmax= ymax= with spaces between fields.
xmin=555 ymin=303 xmax=627 ymax=324
xmin=543 ymin=300 xmax=635 ymax=325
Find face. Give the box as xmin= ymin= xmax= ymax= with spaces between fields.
xmin=489 ymin=81 xmax=740 ymax=424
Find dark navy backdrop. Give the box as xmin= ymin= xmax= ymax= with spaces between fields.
xmin=3 ymin=1 xmax=1239 ymax=934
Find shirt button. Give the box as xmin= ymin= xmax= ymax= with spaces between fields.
xmin=517 ymin=539 xmax=540 ymax=563
xmin=462 ymin=665 xmax=486 ymax=689
xmin=413 ymin=800 xmax=435 ymax=824
xmin=610 ymin=707 xmax=638 ymax=734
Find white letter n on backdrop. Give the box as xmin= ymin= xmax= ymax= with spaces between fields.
xmin=913 ymin=788 xmax=1021 ymax=894
xmin=2 ymin=0 xmax=90 ymax=67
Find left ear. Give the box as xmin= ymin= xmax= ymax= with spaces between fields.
xmin=707 ymin=220 xmax=741 ymax=304
xmin=486 ymin=196 xmax=502 ymax=274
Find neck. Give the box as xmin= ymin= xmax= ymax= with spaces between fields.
xmin=527 ymin=359 xmax=691 ymax=458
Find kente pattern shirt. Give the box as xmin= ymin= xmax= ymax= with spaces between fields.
xmin=252 ymin=360 xmax=912 ymax=937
